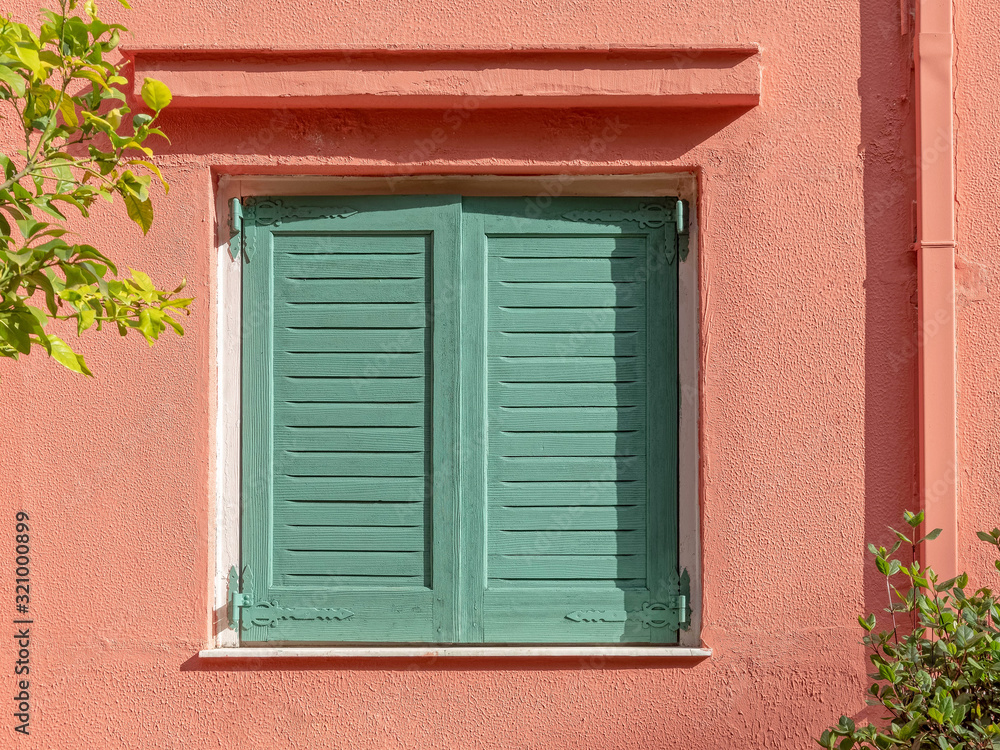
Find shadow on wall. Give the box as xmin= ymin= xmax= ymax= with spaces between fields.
xmin=179 ymin=652 xmax=710 ymax=673
xmin=153 ymin=106 xmax=754 ymax=169
xmin=859 ymin=0 xmax=919 ymax=629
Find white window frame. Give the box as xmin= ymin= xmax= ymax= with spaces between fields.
xmin=208 ymin=173 xmax=704 ymax=657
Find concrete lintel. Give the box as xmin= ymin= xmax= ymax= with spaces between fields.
xmin=130 ymin=47 xmax=760 ymax=109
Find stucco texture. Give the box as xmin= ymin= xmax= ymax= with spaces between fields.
xmin=955 ymin=0 xmax=1000 ymax=588
xmin=0 ymin=0 xmax=931 ymax=747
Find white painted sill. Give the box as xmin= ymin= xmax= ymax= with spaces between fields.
xmin=199 ymin=646 xmax=712 ymax=659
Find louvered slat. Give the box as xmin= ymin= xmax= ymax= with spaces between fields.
xmin=276 ymin=376 xmax=425 ymax=402
xmin=272 ymin=476 xmax=427 ymax=502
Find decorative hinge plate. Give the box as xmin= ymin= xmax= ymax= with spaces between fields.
xmin=227 ymin=565 xmax=355 ymax=633
xmin=561 ymin=200 xmax=687 ymax=265
xmin=233 ymin=198 xmax=360 ymax=261
xmin=246 ymin=197 xmax=358 ymax=227
xmin=561 ymin=203 xmax=672 ymax=229
xmin=564 ymin=569 xmax=691 ymax=631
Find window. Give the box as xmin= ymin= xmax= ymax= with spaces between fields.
xmin=231 ymin=194 xmax=686 ymax=644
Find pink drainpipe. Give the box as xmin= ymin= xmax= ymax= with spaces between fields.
xmin=915 ymin=0 xmax=957 ymax=577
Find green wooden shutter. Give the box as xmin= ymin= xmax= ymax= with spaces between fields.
xmin=461 ymin=197 xmax=681 ymax=644
xmin=240 ymin=195 xmax=461 ymax=643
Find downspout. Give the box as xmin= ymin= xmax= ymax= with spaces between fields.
xmin=915 ymin=0 xmax=957 ymax=577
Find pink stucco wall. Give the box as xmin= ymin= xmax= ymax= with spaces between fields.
xmin=955 ymin=0 xmax=1000 ymax=585
xmin=3 ymin=0 xmax=987 ymax=747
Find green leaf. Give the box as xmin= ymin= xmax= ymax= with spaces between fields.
xmin=136 ymin=308 xmax=156 ymax=344
xmin=140 ymin=78 xmax=172 ymax=111
xmin=82 ymin=110 xmax=115 ymax=133
xmin=13 ymin=46 xmax=42 ymax=77
xmin=73 ymin=68 xmax=110 ymax=91
xmin=27 ymin=271 xmax=58 ymax=315
xmin=58 ymin=97 xmax=79 ymax=128
xmin=129 ymin=269 xmax=154 ymax=291
xmin=122 ymin=192 xmax=153 ymax=234
xmin=920 ymin=528 xmax=943 ymax=543
xmin=898 ymin=717 xmax=922 ymax=741
xmin=163 ymin=314 xmax=184 ymax=335
xmin=78 ymin=307 xmax=97 ymax=333
xmin=126 ymin=159 xmax=169 ymax=191
xmin=0 ymin=317 xmax=31 ymax=355
xmin=61 ymin=262 xmax=92 ymax=288
xmin=0 ymin=66 xmax=27 ymax=97
xmin=977 ymin=531 xmax=997 ymax=544
xmin=46 ymin=335 xmax=92 ymax=376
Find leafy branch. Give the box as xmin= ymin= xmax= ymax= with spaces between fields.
xmin=0 ymin=0 xmax=190 ymax=375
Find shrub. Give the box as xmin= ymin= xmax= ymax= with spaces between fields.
xmin=820 ymin=511 xmax=1000 ymax=750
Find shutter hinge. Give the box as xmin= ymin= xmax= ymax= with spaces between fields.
xmin=672 ymin=567 xmax=692 ymax=629
xmin=227 ymin=565 xmax=355 ymax=632
xmin=227 ymin=565 xmax=251 ymax=631
xmin=564 ymin=595 xmax=689 ymax=630
xmin=565 ymin=569 xmax=692 ymax=631
xmin=676 ymin=199 xmax=691 ymax=263
xmin=673 ymin=594 xmax=689 ymax=628
xmin=227 ymin=197 xmax=244 ymax=261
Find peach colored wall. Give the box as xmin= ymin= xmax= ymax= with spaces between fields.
xmin=955 ymin=3 xmax=1000 ymax=583
xmin=0 ymin=0 xmax=939 ymax=747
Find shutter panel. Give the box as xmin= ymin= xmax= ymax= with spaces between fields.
xmin=462 ymin=197 xmax=680 ymax=644
xmin=241 ymin=195 xmax=461 ymax=643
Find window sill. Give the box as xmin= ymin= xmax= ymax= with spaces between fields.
xmin=199 ymin=646 xmax=712 ymax=659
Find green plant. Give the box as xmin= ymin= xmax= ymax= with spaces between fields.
xmin=819 ymin=511 xmax=1000 ymax=750
xmin=0 ymin=0 xmax=190 ymax=375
